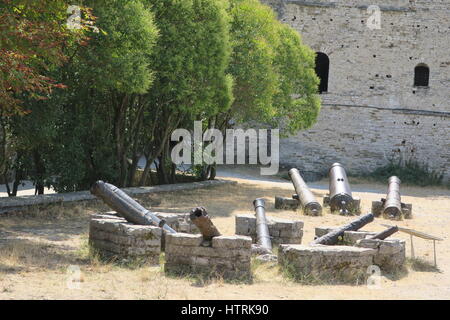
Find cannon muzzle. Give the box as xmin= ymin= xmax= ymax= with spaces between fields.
xmin=328 ymin=163 xmax=355 ymax=214
xmin=289 ymin=168 xmax=322 ymax=216
xmin=383 ymin=176 xmax=402 ymax=219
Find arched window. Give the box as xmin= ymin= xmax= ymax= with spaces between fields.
xmin=414 ymin=64 xmax=429 ymax=87
xmin=315 ymin=52 xmax=329 ymax=93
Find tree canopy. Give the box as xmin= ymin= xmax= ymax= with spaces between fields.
xmin=0 ymin=0 xmax=321 ymax=194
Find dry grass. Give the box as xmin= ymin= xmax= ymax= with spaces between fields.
xmin=1 ymin=174 xmax=449 ymax=299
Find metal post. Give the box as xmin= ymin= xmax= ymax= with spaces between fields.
xmin=433 ymin=240 xmax=437 ymax=267
xmin=253 ymin=198 xmax=272 ymax=253
xmin=410 ymin=234 xmax=415 ymax=258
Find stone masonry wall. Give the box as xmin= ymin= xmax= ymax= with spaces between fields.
xmin=92 ymin=211 xmax=198 ymax=234
xmin=89 ymin=216 xmax=162 ymax=263
xmin=278 ymin=244 xmax=376 ymax=283
xmin=314 ymin=226 xmax=406 ymax=271
xmin=260 ymin=0 xmax=450 ymax=181
xmin=356 ymin=238 xmax=406 ymax=271
xmin=164 ymin=233 xmax=252 ymax=280
xmin=235 ymin=214 xmax=304 ymax=244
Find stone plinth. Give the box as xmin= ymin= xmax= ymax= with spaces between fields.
xmin=89 ymin=217 xmax=162 ymax=263
xmin=164 ymin=233 xmax=252 ymax=280
xmin=274 ymin=196 xmax=300 ymax=210
xmin=278 ymin=244 xmax=376 ymax=284
xmin=92 ymin=211 xmax=198 ymax=233
xmin=236 ymin=214 xmax=303 ymax=244
xmin=356 ymin=238 xmax=406 ymax=271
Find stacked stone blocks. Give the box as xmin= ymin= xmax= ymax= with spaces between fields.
xmin=164 ymin=233 xmax=252 ymax=280
xmin=89 ymin=216 xmax=162 ymax=264
xmin=278 ymin=244 xmax=376 ymax=284
xmin=235 ymin=214 xmax=303 ymax=244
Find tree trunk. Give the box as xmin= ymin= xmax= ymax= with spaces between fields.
xmin=33 ymin=150 xmax=45 ymax=195
xmin=208 ymin=164 xmax=216 ymax=180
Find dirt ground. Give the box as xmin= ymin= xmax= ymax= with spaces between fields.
xmin=0 ymin=171 xmax=449 ymax=300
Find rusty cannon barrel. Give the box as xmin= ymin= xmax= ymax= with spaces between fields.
xmin=90 ymin=180 xmax=176 ymax=234
xmin=288 ymin=168 xmax=322 ymax=216
xmin=369 ymin=226 xmax=399 ymax=240
xmin=253 ymin=198 xmax=272 ymax=253
xmin=383 ymin=176 xmax=402 ymax=219
xmin=328 ymin=163 xmax=354 ymax=214
xmin=311 ymin=213 xmax=374 ymax=245
xmin=189 ymin=206 xmax=221 ymax=241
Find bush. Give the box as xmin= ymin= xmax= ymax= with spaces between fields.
xmin=368 ymin=160 xmax=443 ymax=187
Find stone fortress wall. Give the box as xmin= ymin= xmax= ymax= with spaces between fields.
xmin=261 ymin=0 xmax=450 ymax=180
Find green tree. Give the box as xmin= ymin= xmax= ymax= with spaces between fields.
xmin=0 ymin=0 xmax=91 ymax=195
xmin=10 ymin=0 xmax=159 ymax=193
xmin=138 ymin=0 xmax=233 ymax=185
xmin=222 ymin=0 xmax=320 ymax=133
xmin=201 ymin=0 xmax=320 ymax=179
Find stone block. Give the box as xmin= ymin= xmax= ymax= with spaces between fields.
xmin=356 ymin=238 xmax=406 ymax=271
xmin=278 ymin=244 xmax=376 ymax=284
xmin=165 ymin=234 xmax=252 ymax=280
xmin=165 ymin=233 xmax=203 ymax=247
xmin=274 ymin=196 xmax=300 ymax=210
xmin=212 ymin=235 xmax=252 ymax=249
xmin=89 ymin=216 xmax=161 ymax=263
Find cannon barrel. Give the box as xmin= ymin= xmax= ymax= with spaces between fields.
xmin=253 ymin=198 xmax=272 ymax=253
xmin=369 ymin=226 xmax=399 ymax=240
xmin=328 ymin=163 xmax=353 ymax=214
xmin=311 ymin=213 xmax=374 ymax=245
xmin=189 ymin=207 xmax=221 ymax=240
xmin=289 ymin=168 xmax=322 ymax=216
xmin=383 ymin=176 xmax=402 ymax=219
xmin=90 ymin=180 xmax=176 ymax=234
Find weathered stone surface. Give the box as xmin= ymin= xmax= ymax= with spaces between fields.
xmin=164 ymin=233 xmax=252 ymax=280
xmin=165 ymin=233 xmax=203 ymax=247
xmin=212 ymin=235 xmax=252 ymax=249
xmin=357 ymin=238 xmax=406 ymax=271
xmin=343 ymin=230 xmax=376 ymax=245
xmin=259 ymin=1 xmax=450 ymax=182
xmin=314 ymin=226 xmax=336 ymax=238
xmin=274 ymin=196 xmax=299 ymax=210
xmin=236 ymin=214 xmax=303 ymax=244
xmin=401 ymin=204 xmax=413 ymax=219
xmin=93 ymin=212 xmax=198 ymax=234
xmin=89 ymin=217 xmax=161 ymax=263
xmin=278 ymin=244 xmax=376 ymax=284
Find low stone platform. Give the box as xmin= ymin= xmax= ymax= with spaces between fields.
xmin=165 ymin=233 xmax=252 ymax=280
xmin=274 ymin=196 xmax=299 ymax=210
xmin=278 ymin=244 xmax=376 ymax=284
xmin=314 ymin=226 xmax=406 ymax=272
xmin=356 ymin=238 xmax=406 ymax=271
xmin=236 ymin=214 xmax=303 ymax=244
xmin=315 ymin=226 xmax=376 ymax=245
xmin=92 ymin=211 xmax=198 ymax=233
xmin=89 ymin=216 xmax=162 ymax=263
